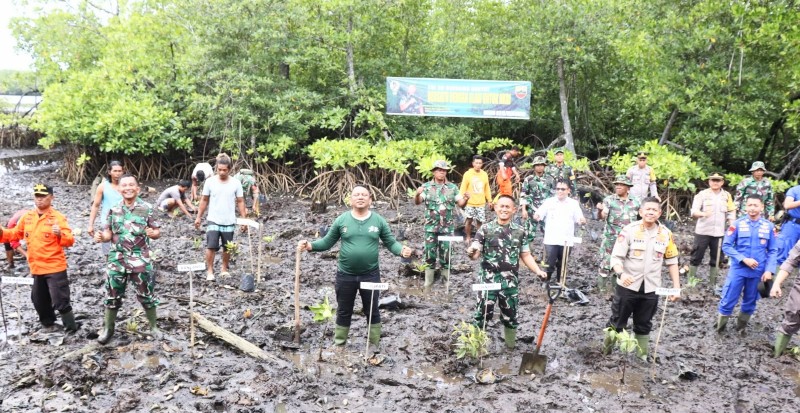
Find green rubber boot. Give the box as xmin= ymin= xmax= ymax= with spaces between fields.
xmin=424 ymin=269 xmax=435 ymax=289
xmin=597 ymin=274 xmax=608 ymax=293
xmin=503 ymin=326 xmax=517 ymax=349
xmin=602 ymin=328 xmax=617 ymax=355
xmin=715 ymin=315 xmax=729 ymax=333
xmin=708 ymin=267 xmax=719 ymax=287
xmin=333 ymin=325 xmax=349 ymax=346
xmin=774 ymin=333 xmax=791 ymax=357
xmin=144 ymin=307 xmax=162 ymax=339
xmin=60 ymin=310 xmax=78 ymax=332
xmin=735 ymin=313 xmax=751 ymax=333
xmin=368 ymin=323 xmax=382 ymax=348
xmin=97 ymin=308 xmax=118 ymax=344
xmin=688 ymin=266 xmax=698 ymax=279
xmin=635 ymin=334 xmax=649 ymax=361
xmin=440 ymin=269 xmax=450 ymax=282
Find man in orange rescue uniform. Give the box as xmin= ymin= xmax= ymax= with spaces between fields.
xmin=0 ymin=183 xmax=77 ymax=332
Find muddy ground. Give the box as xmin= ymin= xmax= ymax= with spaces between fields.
xmin=0 ymin=148 xmax=799 ymax=413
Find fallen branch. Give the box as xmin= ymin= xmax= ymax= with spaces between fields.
xmin=163 ymin=294 xmax=212 ymax=306
xmin=192 ymin=312 xmax=292 ymax=369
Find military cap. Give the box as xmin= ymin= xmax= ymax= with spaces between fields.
xmin=612 ymin=174 xmax=633 ymax=186
xmin=749 ymin=161 xmax=766 ymax=172
xmin=532 ymin=156 xmax=547 ymax=166
xmin=554 ymin=147 xmax=566 ymax=154
xmin=706 ymin=172 xmax=725 ymax=181
xmin=430 ymin=160 xmax=451 ymax=171
xmin=636 ymin=151 xmax=648 ymax=159
xmin=33 ymin=183 xmax=53 ymax=195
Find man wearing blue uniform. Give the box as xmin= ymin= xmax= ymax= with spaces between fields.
xmin=716 ymin=195 xmax=778 ymax=333
xmin=777 ymin=184 xmax=800 ymax=266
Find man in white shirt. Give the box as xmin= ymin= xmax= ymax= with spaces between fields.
xmin=534 ymin=179 xmax=586 ymax=283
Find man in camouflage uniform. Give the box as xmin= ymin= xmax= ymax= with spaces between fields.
xmin=544 ymin=147 xmax=576 ymax=194
xmin=626 ymin=151 xmax=659 ymax=201
xmin=467 ymin=195 xmax=547 ymax=349
xmin=414 ymin=160 xmax=468 ymax=289
xmin=234 ymin=168 xmax=260 ymax=215
xmin=596 ymin=175 xmax=640 ymax=294
xmin=520 ymin=156 xmax=553 ymax=243
xmin=733 ymin=161 xmax=774 ymax=220
xmin=94 ymin=174 xmax=161 ymax=344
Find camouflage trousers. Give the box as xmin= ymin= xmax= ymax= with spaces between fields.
xmin=424 ymin=231 xmax=452 ymax=269
xmin=523 ymin=217 xmax=539 ymax=245
xmin=104 ymin=266 xmax=159 ymax=309
xmin=472 ymin=269 xmax=519 ymax=329
xmin=598 ymin=234 xmax=615 ymax=273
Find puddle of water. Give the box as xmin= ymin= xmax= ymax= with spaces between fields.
xmin=0 ymin=152 xmax=61 ymax=177
xmin=585 ymin=369 xmax=645 ymax=395
xmin=780 ymin=367 xmax=800 ymax=397
xmin=402 ymin=365 xmax=462 ymax=387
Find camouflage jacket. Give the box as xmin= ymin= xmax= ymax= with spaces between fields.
xmin=475 ymin=220 xmax=529 ymax=275
xmin=235 ymin=173 xmax=257 ymax=198
xmin=105 ymin=198 xmax=160 ymax=271
xmin=544 ymin=163 xmax=576 ymax=192
xmin=734 ymin=176 xmax=774 ymax=217
xmin=520 ymin=174 xmax=553 ymax=212
xmin=420 ymin=181 xmax=461 ymax=233
xmin=602 ymin=195 xmax=640 ymax=238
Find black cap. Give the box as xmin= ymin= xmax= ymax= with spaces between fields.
xmin=33 ymin=183 xmax=53 ymax=195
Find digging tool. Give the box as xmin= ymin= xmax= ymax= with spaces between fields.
xmin=519 ymin=282 xmax=562 ymax=375
xmin=361 ymin=281 xmax=388 ymax=361
xmin=237 ymin=218 xmax=260 ymax=288
xmin=294 ymin=246 xmax=302 ymax=344
xmin=650 ymin=287 xmax=681 ymax=381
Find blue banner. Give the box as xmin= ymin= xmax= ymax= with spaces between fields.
xmin=386 ymin=77 xmax=531 ymax=120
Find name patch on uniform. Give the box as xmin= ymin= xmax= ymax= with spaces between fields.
xmin=633 ymin=250 xmax=642 ymax=257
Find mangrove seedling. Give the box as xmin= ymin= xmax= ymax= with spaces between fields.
xmin=224 ymin=241 xmax=240 ymax=257
xmin=406 ymin=187 xmax=416 ymax=199
xmin=686 ymin=274 xmax=701 ymax=288
xmin=452 ymin=321 xmax=489 ymax=362
xmin=309 ymin=295 xmax=335 ymax=361
xmin=126 ymin=318 xmax=139 ymax=334
xmin=192 ymin=237 xmax=202 ymax=250
xmin=606 ymin=328 xmax=641 ymax=384
xmin=412 ymin=261 xmax=430 ymax=273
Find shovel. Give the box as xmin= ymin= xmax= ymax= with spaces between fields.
xmin=519 ymin=282 xmax=562 ymax=375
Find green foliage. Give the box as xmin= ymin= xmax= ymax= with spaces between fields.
xmin=605 ymin=328 xmax=640 ymax=355
xmin=476 ymin=137 xmax=533 ymax=157
xmin=307 ymin=138 xmax=443 ymax=176
xmin=309 ymin=295 xmax=334 ymax=323
xmin=686 ymin=275 xmax=701 ymax=289
xmin=452 ymin=321 xmax=489 ymax=360
xmin=224 ymin=241 xmax=239 ymax=257
xmin=412 ymin=261 xmax=430 ymax=273
xmin=546 ymin=149 xmax=591 ymax=173
xmin=604 ymin=140 xmax=705 ymax=191
xmin=75 ymin=153 xmax=91 ymax=167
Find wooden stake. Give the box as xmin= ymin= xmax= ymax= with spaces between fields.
xmin=294 ymin=246 xmax=302 ymax=344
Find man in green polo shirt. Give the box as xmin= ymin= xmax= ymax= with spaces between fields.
xmin=299 ymin=186 xmax=412 ymax=348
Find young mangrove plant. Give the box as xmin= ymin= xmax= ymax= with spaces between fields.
xmin=452 ymin=321 xmax=490 ymax=362
xmin=309 ymin=295 xmax=334 ymax=361
xmin=605 ymin=327 xmax=642 ymax=384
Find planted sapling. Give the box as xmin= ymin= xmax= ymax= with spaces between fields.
xmin=452 ymin=321 xmax=490 ymax=363
xmin=309 ymin=295 xmax=334 ymax=361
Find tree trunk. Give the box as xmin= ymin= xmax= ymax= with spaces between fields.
xmin=346 ymin=12 xmax=356 ymax=95
xmin=557 ymin=58 xmax=575 ymax=153
xmin=659 ymin=107 xmax=679 ymax=145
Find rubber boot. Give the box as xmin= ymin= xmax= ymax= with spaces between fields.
xmin=503 ymin=326 xmax=516 ymax=349
xmin=635 ymin=334 xmax=649 ymax=361
xmin=735 ymin=313 xmax=751 ymax=333
xmin=368 ymin=323 xmax=382 ymax=350
xmin=597 ymin=274 xmax=608 ymax=293
xmin=708 ymin=267 xmax=719 ymax=287
xmin=715 ymin=315 xmax=729 ymax=333
xmin=333 ymin=325 xmax=349 ymax=346
xmin=144 ymin=307 xmax=162 ymax=339
xmin=6 ymin=250 xmax=14 ymax=268
xmin=688 ymin=266 xmax=698 ymax=279
xmin=424 ymin=269 xmax=435 ymax=289
xmin=774 ymin=333 xmax=791 ymax=357
xmin=440 ymin=269 xmax=450 ymax=283
xmin=602 ymin=329 xmax=616 ymax=355
xmin=97 ymin=308 xmax=119 ymax=344
xmin=60 ymin=310 xmax=78 ymax=332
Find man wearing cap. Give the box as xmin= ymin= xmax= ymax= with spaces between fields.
xmin=234 ymin=168 xmax=260 ymax=216
xmin=596 ymin=175 xmax=640 ymax=295
xmin=95 ymin=174 xmax=162 ymax=343
xmin=459 ymin=155 xmax=492 ymax=245
xmin=0 ymin=184 xmax=77 ymax=332
xmin=520 ymin=156 xmax=553 ymax=243
xmin=190 ymin=161 xmax=214 ymax=203
xmin=603 ymin=197 xmax=680 ymax=359
xmin=496 ymin=146 xmax=521 ymax=197
xmin=716 ymin=194 xmax=777 ymax=333
xmin=734 ymin=161 xmax=774 ymax=220
xmin=777 ymin=182 xmax=800 ymax=267
xmin=414 ymin=160 xmax=468 ymax=289
xmin=689 ymin=173 xmax=736 ymax=289
xmin=156 ymin=180 xmax=194 ymax=219
xmin=544 ymin=148 xmax=576 ymax=194
xmin=770 ymin=238 xmax=800 ymax=357
xmin=626 ymin=152 xmax=659 ymax=201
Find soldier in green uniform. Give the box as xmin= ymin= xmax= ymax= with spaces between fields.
xmin=467 ymin=195 xmax=548 ymax=349
xmin=94 ymin=174 xmax=161 ymax=344
xmin=414 ymin=160 xmax=468 ymax=289
xmin=520 ymin=156 xmax=553 ymax=243
xmin=234 ymin=168 xmax=260 ymax=215
xmin=544 ymin=147 xmax=576 ymax=194
xmin=734 ymin=161 xmax=775 ymax=220
xmin=596 ymin=175 xmax=640 ymax=294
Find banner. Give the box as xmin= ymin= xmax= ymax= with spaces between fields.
xmin=385 ymin=77 xmax=531 ymax=120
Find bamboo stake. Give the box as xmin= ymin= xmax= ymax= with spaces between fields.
xmin=294 ymin=246 xmax=302 ymax=343
xmin=651 ymin=298 xmax=669 ymax=381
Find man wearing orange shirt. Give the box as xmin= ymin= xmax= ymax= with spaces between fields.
xmin=0 ymin=184 xmax=77 ymax=332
